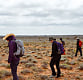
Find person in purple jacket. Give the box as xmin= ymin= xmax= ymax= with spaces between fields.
xmin=3 ymin=33 xmax=20 ymax=80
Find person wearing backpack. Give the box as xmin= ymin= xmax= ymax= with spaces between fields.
xmin=3 ymin=33 xmax=20 ymax=80
xmin=49 ymin=37 xmax=64 ymax=78
xmin=75 ymin=37 xmax=82 ymax=57
xmin=60 ymin=38 xmax=65 ymax=47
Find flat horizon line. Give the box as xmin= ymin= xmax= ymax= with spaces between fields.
xmin=0 ymin=34 xmax=83 ymax=37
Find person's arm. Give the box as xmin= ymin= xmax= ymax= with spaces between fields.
xmin=51 ymin=42 xmax=58 ymax=57
xmin=8 ymin=41 xmax=14 ymax=63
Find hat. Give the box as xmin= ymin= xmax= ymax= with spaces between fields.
xmin=3 ymin=33 xmax=15 ymax=40
xmin=76 ymin=37 xmax=80 ymax=40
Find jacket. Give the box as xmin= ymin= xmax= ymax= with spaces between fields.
xmin=7 ymin=36 xmax=20 ymax=63
xmin=79 ymin=40 xmax=82 ymax=47
xmin=51 ymin=41 xmax=61 ymax=58
xmin=77 ymin=40 xmax=82 ymax=48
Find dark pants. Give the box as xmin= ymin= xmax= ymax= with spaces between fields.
xmin=10 ymin=62 xmax=19 ymax=80
xmin=75 ymin=47 xmax=82 ymax=56
xmin=50 ymin=56 xmax=61 ymax=76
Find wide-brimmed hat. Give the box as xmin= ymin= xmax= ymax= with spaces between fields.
xmin=76 ymin=37 xmax=80 ymax=40
xmin=3 ymin=33 xmax=15 ymax=40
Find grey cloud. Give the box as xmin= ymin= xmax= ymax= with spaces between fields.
xmin=0 ymin=12 xmax=16 ymax=16
xmin=0 ymin=23 xmax=29 ymax=27
xmin=46 ymin=6 xmax=83 ymax=26
xmin=12 ymin=2 xmax=42 ymax=9
xmin=0 ymin=0 xmax=83 ymax=28
xmin=24 ymin=11 xmax=50 ymax=17
xmin=23 ymin=7 xmax=83 ymax=26
xmin=0 ymin=21 xmax=45 ymax=27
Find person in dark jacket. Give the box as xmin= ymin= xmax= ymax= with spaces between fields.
xmin=3 ymin=33 xmax=20 ymax=80
xmin=49 ymin=37 xmax=61 ymax=78
xmin=75 ymin=37 xmax=82 ymax=57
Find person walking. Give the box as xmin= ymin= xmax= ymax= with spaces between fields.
xmin=75 ymin=37 xmax=82 ymax=57
xmin=3 ymin=33 xmax=20 ymax=80
xmin=49 ymin=37 xmax=62 ymax=78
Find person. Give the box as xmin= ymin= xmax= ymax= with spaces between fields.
xmin=3 ymin=33 xmax=20 ymax=80
xmin=49 ymin=37 xmax=61 ymax=78
xmin=60 ymin=38 xmax=65 ymax=47
xmin=75 ymin=37 xmax=82 ymax=57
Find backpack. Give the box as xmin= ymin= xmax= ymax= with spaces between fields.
xmin=57 ymin=42 xmax=64 ymax=55
xmin=13 ymin=40 xmax=25 ymax=57
xmin=79 ymin=40 xmax=82 ymax=47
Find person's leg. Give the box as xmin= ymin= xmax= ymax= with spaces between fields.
xmin=75 ymin=48 xmax=79 ymax=56
xmin=50 ymin=58 xmax=56 ymax=76
xmin=10 ymin=62 xmax=19 ymax=80
xmin=79 ymin=48 xmax=82 ymax=56
xmin=56 ymin=57 xmax=61 ymax=78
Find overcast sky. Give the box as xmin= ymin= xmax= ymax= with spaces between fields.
xmin=0 ymin=0 xmax=83 ymax=35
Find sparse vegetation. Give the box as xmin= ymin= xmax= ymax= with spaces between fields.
xmin=0 ymin=36 xmax=83 ymax=80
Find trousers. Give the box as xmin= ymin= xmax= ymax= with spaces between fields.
xmin=10 ymin=62 xmax=19 ymax=80
xmin=50 ymin=56 xmax=61 ymax=76
xmin=75 ymin=47 xmax=82 ymax=56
